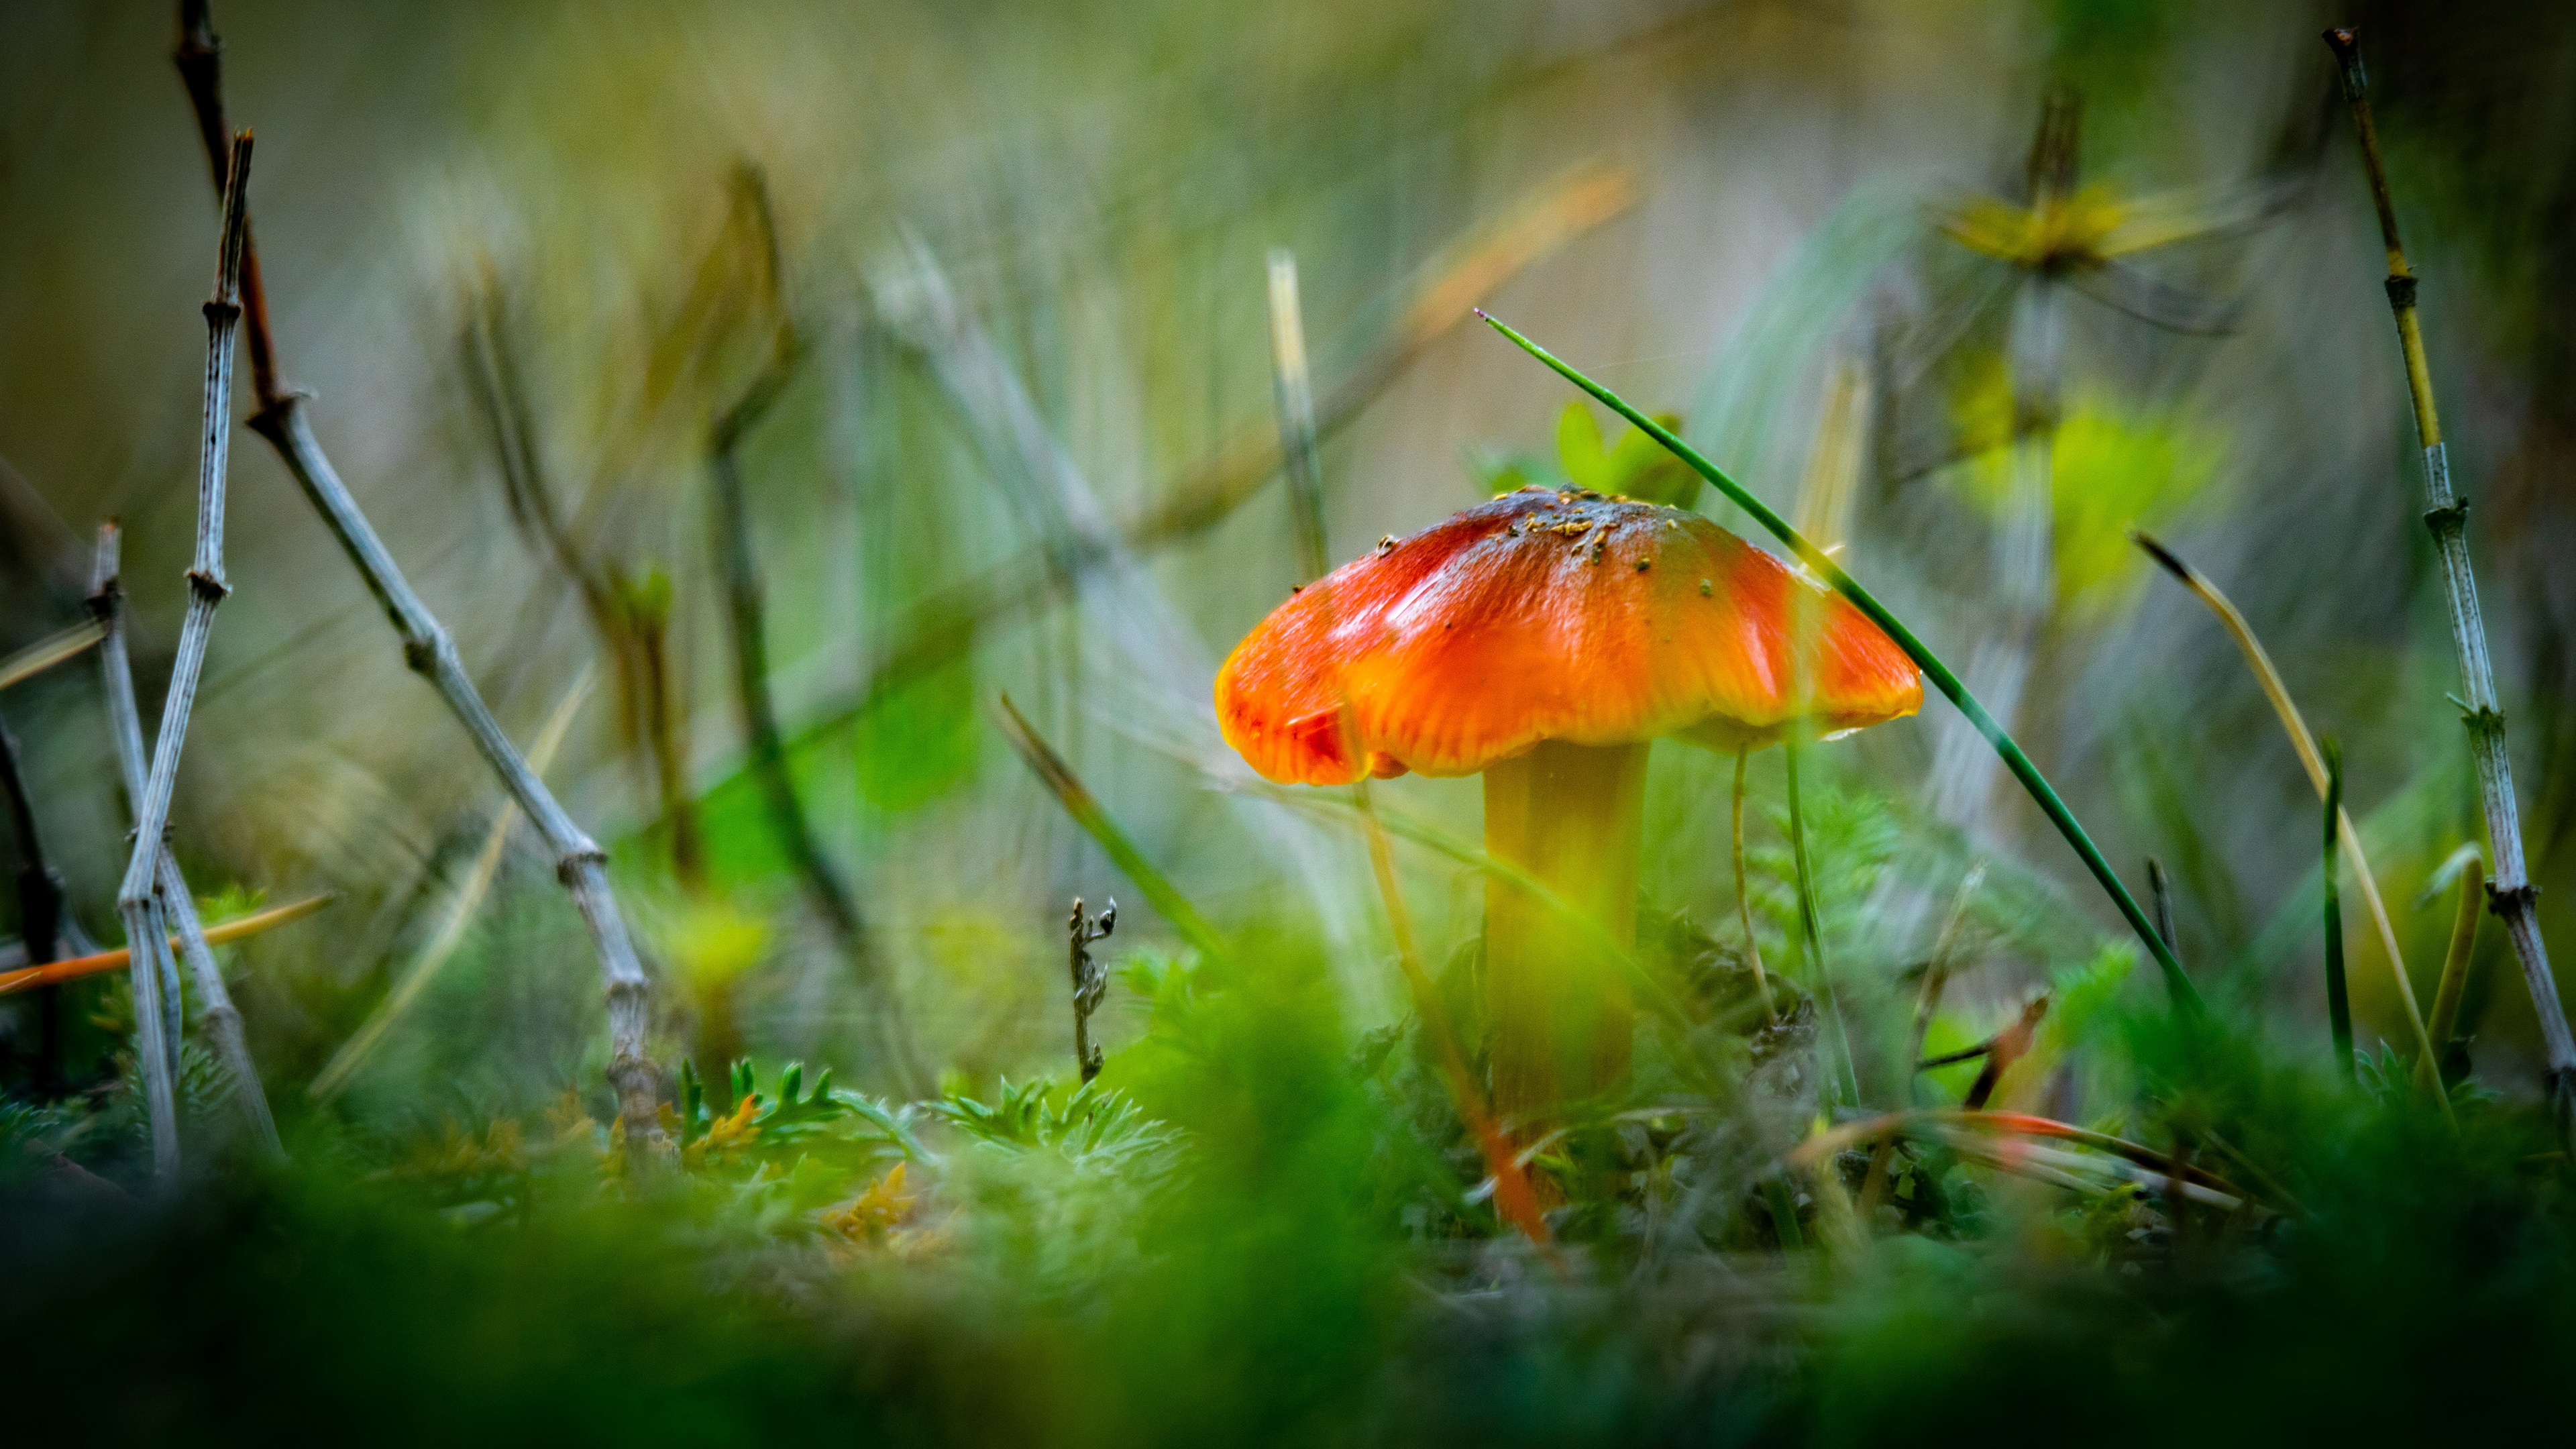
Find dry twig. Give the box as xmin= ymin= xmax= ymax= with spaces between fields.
xmin=92 ymin=523 xmax=281 ymax=1155
xmin=2322 ymin=28 xmax=2574 ymax=1132
xmin=173 ymin=0 xmax=664 ymax=1150
xmin=113 ymin=131 xmax=253 ymax=1179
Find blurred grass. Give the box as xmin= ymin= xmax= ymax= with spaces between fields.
xmin=8 ymin=0 xmax=2576 ymax=1438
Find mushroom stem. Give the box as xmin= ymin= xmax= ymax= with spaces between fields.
xmin=1733 ymin=746 xmax=1777 ymax=1024
xmin=1483 ymin=739 xmax=1649 ymax=1124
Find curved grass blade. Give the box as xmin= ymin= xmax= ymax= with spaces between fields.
xmin=0 ymin=894 xmax=331 ymax=998
xmin=0 ymin=619 xmax=105 ymax=694
xmin=993 ymin=694 xmax=1224 ymax=961
xmin=2131 ymin=531 xmax=2443 ymax=1104
xmin=1478 ymin=311 xmax=2197 ymax=1009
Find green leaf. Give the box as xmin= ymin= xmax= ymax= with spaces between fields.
xmin=1554 ymin=400 xmax=1607 ymax=487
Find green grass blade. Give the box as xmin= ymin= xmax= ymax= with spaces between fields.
xmin=1478 ymin=309 xmax=2199 ymax=1010
xmin=993 ymin=693 xmax=1227 ymax=961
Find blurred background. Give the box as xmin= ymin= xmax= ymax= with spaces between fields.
xmin=3 ymin=0 xmax=2573 ymax=1134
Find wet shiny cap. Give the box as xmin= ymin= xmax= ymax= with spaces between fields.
xmin=1215 ymin=486 xmax=1923 ymax=784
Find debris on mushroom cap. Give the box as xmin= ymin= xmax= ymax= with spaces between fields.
xmin=1214 ymin=485 xmax=1923 ymax=785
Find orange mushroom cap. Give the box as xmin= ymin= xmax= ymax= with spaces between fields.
xmin=1215 ymin=486 xmax=1923 ymax=785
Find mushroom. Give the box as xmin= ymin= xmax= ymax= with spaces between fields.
xmin=1216 ymin=484 xmax=1922 ymax=1122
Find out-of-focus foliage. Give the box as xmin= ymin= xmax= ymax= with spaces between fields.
xmin=9 ymin=0 xmax=2576 ymax=1438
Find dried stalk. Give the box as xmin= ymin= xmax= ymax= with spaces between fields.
xmin=174 ymin=1 xmax=662 ymax=1148
xmin=710 ymin=170 xmax=922 ymax=1094
xmin=1267 ymin=252 xmax=1332 ymax=580
xmin=113 ymin=131 xmax=252 ymax=1179
xmin=92 ymin=523 xmax=281 ymax=1155
xmin=2131 ymin=531 xmax=2444 ymax=1110
xmin=0 ymin=896 xmax=328 ymax=997
xmin=87 ymin=528 xmax=182 ymax=1155
xmin=2323 ymin=28 xmax=2574 ymax=1127
xmin=463 ymin=289 xmax=706 ymax=887
xmin=248 ymin=403 xmax=663 ymax=1144
xmin=0 ymin=619 xmax=106 ymax=692
xmin=1065 ymin=898 xmax=1114 ymax=1083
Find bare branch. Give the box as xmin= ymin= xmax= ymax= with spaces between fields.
xmin=91 ymin=522 xmax=282 ymax=1157
xmin=2322 ymin=27 xmax=2573 ymax=1132
xmin=111 ymin=128 xmax=252 ymax=1181
xmin=174 ymin=0 xmax=665 ymax=1152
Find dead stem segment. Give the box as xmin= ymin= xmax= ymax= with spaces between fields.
xmin=2130 ymin=530 xmax=2445 ymax=1115
xmin=85 ymin=529 xmax=180 ymax=1149
xmin=1065 ymin=898 xmax=1115 ymax=1083
xmin=114 ymin=129 xmax=252 ymax=1180
xmin=90 ymin=523 xmax=281 ymax=1156
xmin=173 ymin=0 xmax=664 ymax=1152
xmin=2322 ymin=26 xmax=2575 ymax=1126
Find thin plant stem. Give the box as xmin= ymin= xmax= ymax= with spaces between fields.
xmin=87 ymin=527 xmax=179 ymax=1148
xmin=2131 ymin=530 xmax=2443 ymax=1106
xmin=172 ymin=1 xmax=276 ymax=410
xmin=0 ymin=896 xmax=329 ymax=997
xmin=991 ymin=694 xmax=1224 ymax=961
xmin=1479 ymin=309 xmax=2200 ymax=1010
xmin=1785 ymin=739 xmax=1862 ymax=1110
xmin=710 ymin=167 xmax=924 ymax=1095
xmin=2323 ymin=740 xmax=2355 ymax=1081
xmin=2424 ymin=853 xmax=2483 ymax=1082
xmin=91 ymin=523 xmax=281 ymax=1155
xmin=1732 ymin=747 xmax=1775 ymax=1023
xmin=115 ymin=130 xmax=252 ymax=1180
xmin=1065 ymin=898 xmax=1114 ymax=1083
xmin=1267 ymin=251 xmax=1332 ymax=582
xmin=2323 ymin=27 xmax=2575 ymax=1127
xmin=174 ymin=0 xmax=663 ymax=1149
xmin=0 ymin=619 xmax=105 ymax=693
xmin=306 ymin=668 xmax=593 ymax=1104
